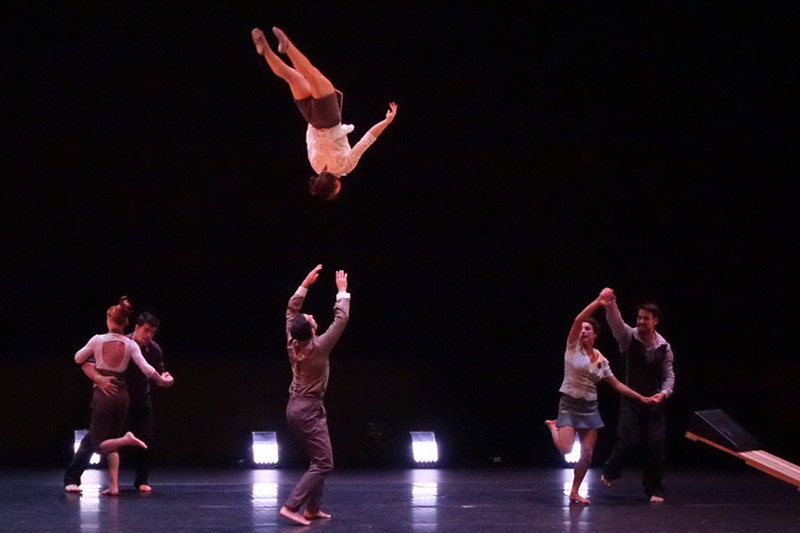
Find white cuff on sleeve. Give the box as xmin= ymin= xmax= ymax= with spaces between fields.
xmin=295 ymin=286 xmax=308 ymax=297
xmin=336 ymin=291 xmax=351 ymax=300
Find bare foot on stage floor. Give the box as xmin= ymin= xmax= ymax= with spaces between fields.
xmin=102 ymin=486 xmax=119 ymax=496
xmin=138 ymin=484 xmax=152 ymax=492
xmin=649 ymin=495 xmax=664 ymax=503
xmin=279 ymin=506 xmax=311 ymax=526
xmin=121 ymin=431 xmax=148 ymax=449
xmin=64 ymin=484 xmax=82 ymax=493
xmin=600 ymin=475 xmax=612 ymax=487
xmin=304 ymin=509 xmax=331 ymax=520
xmin=569 ymin=492 xmax=590 ymax=504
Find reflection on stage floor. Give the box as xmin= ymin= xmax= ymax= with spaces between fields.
xmin=0 ymin=466 xmax=797 ymax=532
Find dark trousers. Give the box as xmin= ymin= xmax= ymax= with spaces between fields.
xmin=603 ymin=398 xmax=666 ymax=497
xmin=283 ymin=396 xmax=333 ymax=512
xmin=64 ymin=432 xmax=94 ymax=486
xmin=64 ymin=394 xmax=154 ymax=488
xmin=128 ymin=396 xmax=155 ymax=487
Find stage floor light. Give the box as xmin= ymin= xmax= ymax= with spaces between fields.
xmin=410 ymin=431 xmax=438 ymax=465
xmin=73 ymin=429 xmax=101 ymax=465
xmin=564 ymin=434 xmax=580 ymax=464
xmin=252 ymin=431 xmax=279 ymax=466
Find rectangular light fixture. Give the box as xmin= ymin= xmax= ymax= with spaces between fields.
xmin=73 ymin=429 xmax=101 ymax=465
xmin=410 ymin=431 xmax=439 ymax=465
xmin=252 ymin=431 xmax=279 ymax=466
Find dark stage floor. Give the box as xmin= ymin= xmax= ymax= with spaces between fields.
xmin=0 ymin=467 xmax=798 ymax=532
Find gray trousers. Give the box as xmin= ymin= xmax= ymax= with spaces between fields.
xmin=284 ymin=396 xmax=333 ymax=512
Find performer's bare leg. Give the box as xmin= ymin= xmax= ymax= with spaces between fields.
xmin=251 ymin=28 xmax=312 ymax=100
xmin=569 ymin=429 xmax=598 ymax=504
xmin=279 ymin=506 xmax=311 ymax=526
xmin=99 ymin=431 xmax=147 ymax=455
xmin=545 ymin=419 xmax=575 ymax=455
xmin=271 ymin=27 xmax=335 ymax=99
xmin=102 ymin=452 xmax=120 ymax=496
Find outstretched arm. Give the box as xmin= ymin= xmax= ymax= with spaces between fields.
xmin=287 ymin=265 xmax=322 ymax=339
xmin=604 ymin=375 xmax=654 ymax=404
xmin=601 ymin=288 xmax=632 ymax=348
xmin=366 ymin=102 xmax=398 ymax=140
xmin=316 ymin=270 xmax=350 ymax=352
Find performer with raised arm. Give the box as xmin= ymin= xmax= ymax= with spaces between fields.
xmin=251 ymin=26 xmax=397 ymax=200
xmin=279 ymin=265 xmax=350 ymax=526
xmin=73 ymin=298 xmax=173 ymax=496
xmin=599 ymin=288 xmax=675 ymax=503
xmin=546 ymin=291 xmax=654 ymax=504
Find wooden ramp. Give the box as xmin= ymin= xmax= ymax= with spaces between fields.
xmin=686 ymin=409 xmax=800 ymax=490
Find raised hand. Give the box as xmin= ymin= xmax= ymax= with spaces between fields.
xmin=598 ymin=287 xmax=615 ymax=305
xmin=385 ymin=102 xmax=398 ymax=122
xmin=335 ymin=270 xmax=348 ymax=293
xmin=302 ymin=264 xmax=323 ymax=288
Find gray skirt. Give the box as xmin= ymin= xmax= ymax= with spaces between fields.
xmin=556 ymin=393 xmax=604 ymax=429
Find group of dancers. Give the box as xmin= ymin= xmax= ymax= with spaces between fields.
xmin=64 ymin=24 xmax=675 ymax=526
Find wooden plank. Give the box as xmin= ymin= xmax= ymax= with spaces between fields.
xmin=741 ymin=451 xmax=800 ymax=483
xmin=750 ymin=451 xmax=800 ymax=477
xmin=685 ymin=432 xmax=744 ymax=459
xmin=686 ymin=431 xmax=800 ymax=490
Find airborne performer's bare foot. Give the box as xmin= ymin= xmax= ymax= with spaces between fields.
xmin=251 ymin=28 xmax=268 ymax=55
xmin=272 ymin=26 xmax=290 ymax=53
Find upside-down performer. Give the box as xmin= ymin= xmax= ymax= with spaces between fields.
xmin=545 ymin=290 xmax=654 ymax=504
xmin=73 ymin=297 xmax=173 ymax=495
xmin=251 ymin=26 xmax=397 ymax=200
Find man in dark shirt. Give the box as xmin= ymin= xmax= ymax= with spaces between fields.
xmin=64 ymin=312 xmax=173 ymax=492
xmin=279 ymin=265 xmax=350 ymax=526
xmin=599 ymin=288 xmax=675 ymax=502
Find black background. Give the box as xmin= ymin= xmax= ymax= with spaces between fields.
xmin=1 ymin=2 xmax=797 ymax=468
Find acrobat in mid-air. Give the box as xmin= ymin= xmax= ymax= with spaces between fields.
xmin=252 ymin=26 xmax=398 ymax=200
